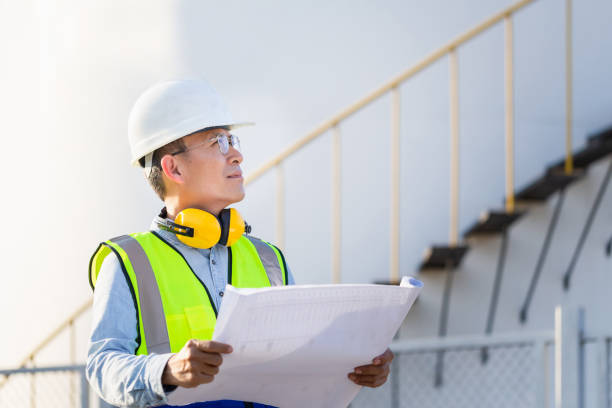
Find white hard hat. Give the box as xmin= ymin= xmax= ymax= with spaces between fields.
xmin=128 ymin=79 xmax=253 ymax=167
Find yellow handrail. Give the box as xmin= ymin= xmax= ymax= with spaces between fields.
xmin=244 ymin=0 xmax=536 ymax=187
xmin=245 ymin=0 xmax=537 ymax=282
xmin=0 ymin=299 xmax=92 ymax=390
xmin=504 ymin=15 xmax=516 ymax=213
xmin=15 ymin=299 xmax=91 ymax=367
xmin=449 ymin=49 xmax=460 ymax=245
xmin=22 ymin=299 xmax=92 ymax=365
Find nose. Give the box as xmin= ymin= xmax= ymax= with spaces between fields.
xmin=227 ymin=144 xmax=243 ymax=165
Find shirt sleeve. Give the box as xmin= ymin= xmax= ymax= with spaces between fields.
xmin=86 ymin=251 xmax=174 ymax=408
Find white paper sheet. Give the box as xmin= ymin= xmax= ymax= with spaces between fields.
xmin=167 ymin=276 xmax=423 ymax=408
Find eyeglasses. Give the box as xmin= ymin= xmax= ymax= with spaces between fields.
xmin=171 ymin=133 xmax=241 ymax=156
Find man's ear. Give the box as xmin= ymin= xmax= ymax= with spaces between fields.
xmin=160 ymin=154 xmax=184 ymax=184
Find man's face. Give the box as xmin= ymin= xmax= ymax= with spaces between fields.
xmin=171 ymin=128 xmax=245 ymax=211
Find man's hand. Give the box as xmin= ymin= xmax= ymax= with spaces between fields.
xmin=162 ymin=339 xmax=233 ymax=388
xmin=348 ymin=348 xmax=394 ymax=388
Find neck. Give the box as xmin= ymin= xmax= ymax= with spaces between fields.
xmin=164 ymin=196 xmax=226 ymax=219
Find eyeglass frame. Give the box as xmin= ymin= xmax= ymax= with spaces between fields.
xmin=170 ymin=132 xmax=241 ymax=157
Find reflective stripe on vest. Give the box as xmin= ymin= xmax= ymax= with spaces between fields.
xmin=244 ymin=236 xmax=284 ymax=287
xmin=109 ymin=235 xmax=171 ymax=354
xmin=89 ymin=232 xmax=287 ymax=355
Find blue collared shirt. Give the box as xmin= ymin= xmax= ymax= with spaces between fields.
xmin=86 ymin=216 xmax=294 ymax=408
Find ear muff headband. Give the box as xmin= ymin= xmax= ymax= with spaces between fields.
xmin=156 ymin=218 xmax=195 ymax=237
xmin=218 ymin=209 xmax=231 ymax=246
xmin=155 ymin=207 xmax=250 ymax=249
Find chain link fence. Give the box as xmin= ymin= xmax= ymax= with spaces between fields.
xmin=607 ymin=339 xmax=612 ymax=408
xmin=3 ymin=317 xmax=612 ymax=408
xmin=581 ymin=335 xmax=612 ymax=408
xmin=0 ymin=365 xmax=91 ymax=408
xmin=0 ymin=341 xmax=553 ymax=408
xmin=351 ymin=335 xmax=554 ymax=408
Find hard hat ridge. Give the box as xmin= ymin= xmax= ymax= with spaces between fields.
xmin=128 ymin=79 xmax=253 ymax=167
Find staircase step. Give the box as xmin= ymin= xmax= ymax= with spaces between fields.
xmin=419 ymin=245 xmax=469 ymax=271
xmin=587 ymin=125 xmax=612 ymax=145
xmin=463 ymin=210 xmax=525 ymax=237
xmin=548 ymin=136 xmax=612 ymax=172
xmin=515 ymin=169 xmax=583 ymax=202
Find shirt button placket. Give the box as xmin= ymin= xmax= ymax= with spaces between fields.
xmin=209 ymin=247 xmax=225 ymax=306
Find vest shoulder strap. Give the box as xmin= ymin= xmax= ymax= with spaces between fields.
xmin=243 ymin=235 xmax=287 ymax=286
xmin=91 ymin=234 xmax=171 ymax=354
xmin=111 ymin=234 xmax=171 ymax=354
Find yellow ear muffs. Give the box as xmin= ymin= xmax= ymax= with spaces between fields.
xmin=155 ymin=207 xmax=251 ymax=249
xmin=175 ymin=208 xmax=221 ymax=249
xmin=218 ymin=208 xmax=247 ymax=247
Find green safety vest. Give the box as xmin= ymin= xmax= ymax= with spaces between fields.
xmin=89 ymin=231 xmax=287 ymax=355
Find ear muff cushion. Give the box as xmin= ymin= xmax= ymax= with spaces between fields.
xmin=175 ymin=208 xmax=221 ymax=249
xmin=226 ymin=208 xmax=246 ymax=247
xmin=218 ymin=209 xmax=231 ymax=246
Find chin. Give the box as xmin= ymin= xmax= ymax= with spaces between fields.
xmin=228 ymin=190 xmax=246 ymax=204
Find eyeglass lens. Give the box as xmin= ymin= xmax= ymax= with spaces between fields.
xmin=217 ymin=134 xmax=241 ymax=155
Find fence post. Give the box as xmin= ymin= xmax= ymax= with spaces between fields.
xmin=29 ymin=357 xmax=36 ymax=408
xmin=70 ymin=321 xmax=76 ymax=408
xmin=533 ymin=339 xmax=550 ymax=408
xmin=554 ymin=306 xmax=584 ymax=408
xmin=390 ymin=351 xmax=399 ymax=408
xmin=596 ymin=338 xmax=608 ymax=408
xmin=79 ymin=369 xmax=89 ymax=408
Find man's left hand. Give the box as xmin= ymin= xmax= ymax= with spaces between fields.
xmin=348 ymin=348 xmax=394 ymax=388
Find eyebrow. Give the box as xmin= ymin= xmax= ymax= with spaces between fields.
xmin=209 ymin=132 xmax=231 ymax=140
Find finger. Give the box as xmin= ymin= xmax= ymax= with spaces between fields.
xmin=183 ymin=372 xmax=215 ymax=388
xmin=348 ymin=373 xmax=387 ymax=387
xmin=362 ymin=376 xmax=387 ymax=388
xmin=373 ymin=348 xmax=394 ymax=365
xmin=193 ymin=340 xmax=233 ymax=354
xmin=184 ymin=343 xmax=224 ymax=367
xmin=186 ymin=348 xmax=224 ymax=367
xmin=198 ymin=363 xmax=220 ymax=377
xmin=352 ymin=363 xmax=390 ymax=376
xmin=192 ymin=372 xmax=215 ymax=386
xmin=199 ymin=352 xmax=223 ymax=367
xmin=354 ymin=360 xmax=390 ymax=372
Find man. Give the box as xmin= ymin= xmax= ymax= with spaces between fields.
xmin=86 ymin=79 xmax=393 ymax=408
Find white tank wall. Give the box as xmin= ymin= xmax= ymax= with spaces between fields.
xmin=0 ymin=0 xmax=610 ymax=368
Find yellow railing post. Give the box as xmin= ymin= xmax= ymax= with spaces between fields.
xmin=449 ymin=50 xmax=460 ymax=246
xmin=565 ymin=0 xmax=574 ymax=174
xmin=276 ymin=164 xmax=285 ymax=250
xmin=504 ymin=14 xmax=515 ymax=213
xmin=70 ymin=320 xmax=76 ymax=408
xmin=29 ymin=356 xmax=35 ymax=408
xmin=331 ymin=126 xmax=342 ymax=284
xmin=390 ymin=87 xmax=401 ymax=282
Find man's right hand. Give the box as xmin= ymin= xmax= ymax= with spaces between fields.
xmin=162 ymin=339 xmax=233 ymax=388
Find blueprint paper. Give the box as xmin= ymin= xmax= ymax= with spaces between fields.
xmin=167 ymin=276 xmax=423 ymax=408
